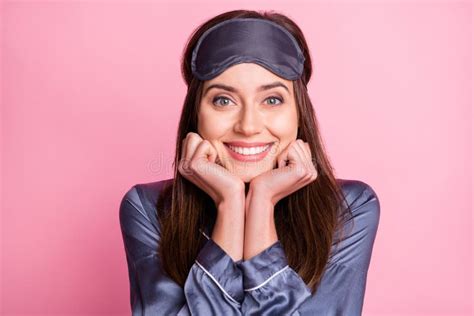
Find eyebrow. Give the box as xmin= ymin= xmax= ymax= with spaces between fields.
xmin=203 ymin=81 xmax=290 ymax=96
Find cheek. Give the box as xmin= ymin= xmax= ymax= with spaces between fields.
xmin=268 ymin=110 xmax=298 ymax=140
xmin=197 ymin=107 xmax=231 ymax=139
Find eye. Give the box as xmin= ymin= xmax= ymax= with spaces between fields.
xmin=265 ymin=96 xmax=283 ymax=106
xmin=212 ymin=96 xmax=234 ymax=107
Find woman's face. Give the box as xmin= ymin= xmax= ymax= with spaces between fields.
xmin=197 ymin=62 xmax=299 ymax=183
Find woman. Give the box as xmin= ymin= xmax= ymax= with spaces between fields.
xmin=119 ymin=10 xmax=380 ymax=316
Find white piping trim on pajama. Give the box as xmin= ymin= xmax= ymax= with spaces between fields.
xmin=194 ymin=260 xmax=241 ymax=306
xmin=244 ymin=265 xmax=290 ymax=292
xmin=199 ymin=229 xmax=210 ymax=240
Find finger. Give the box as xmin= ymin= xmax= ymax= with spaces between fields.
xmin=304 ymin=142 xmax=317 ymax=173
xmin=215 ymin=149 xmax=225 ymax=166
xmin=297 ymin=140 xmax=316 ymax=179
xmin=186 ymin=133 xmax=202 ymax=161
xmin=286 ymin=140 xmax=302 ymax=166
xmin=295 ymin=140 xmax=310 ymax=161
xmin=297 ymin=140 xmax=313 ymax=171
xmin=293 ymin=140 xmax=307 ymax=162
xmin=191 ymin=139 xmax=217 ymax=172
xmin=277 ymin=140 xmax=293 ymax=168
xmin=207 ymin=142 xmax=218 ymax=163
xmin=277 ymin=152 xmax=287 ymax=169
xmin=215 ymin=155 xmax=222 ymax=166
xmin=300 ymin=142 xmax=317 ymax=179
xmin=292 ymin=140 xmax=308 ymax=176
xmin=302 ymin=141 xmax=314 ymax=170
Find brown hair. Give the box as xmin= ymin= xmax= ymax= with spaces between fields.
xmin=157 ymin=9 xmax=353 ymax=294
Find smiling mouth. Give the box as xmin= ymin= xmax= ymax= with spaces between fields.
xmin=223 ymin=142 xmax=274 ymax=162
xmin=223 ymin=141 xmax=274 ymax=147
xmin=224 ymin=142 xmax=274 ymax=154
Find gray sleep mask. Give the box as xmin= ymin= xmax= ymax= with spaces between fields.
xmin=191 ymin=18 xmax=305 ymax=81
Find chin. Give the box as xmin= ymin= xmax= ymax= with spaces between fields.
xmin=231 ymin=165 xmax=271 ymax=183
xmin=219 ymin=152 xmax=276 ymax=181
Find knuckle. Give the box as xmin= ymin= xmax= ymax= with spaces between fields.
xmin=183 ymin=158 xmax=191 ymax=167
xmin=188 ymin=132 xmax=199 ymax=142
xmin=189 ymin=159 xmax=197 ymax=169
xmin=178 ymin=163 xmax=187 ymax=176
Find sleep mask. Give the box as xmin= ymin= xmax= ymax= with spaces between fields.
xmin=191 ymin=17 xmax=305 ymax=81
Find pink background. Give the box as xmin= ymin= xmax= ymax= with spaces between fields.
xmin=1 ymin=1 xmax=472 ymax=315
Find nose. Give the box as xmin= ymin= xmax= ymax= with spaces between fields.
xmin=234 ymin=104 xmax=264 ymax=136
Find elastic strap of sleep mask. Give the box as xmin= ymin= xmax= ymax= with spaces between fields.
xmin=191 ymin=18 xmax=305 ymax=81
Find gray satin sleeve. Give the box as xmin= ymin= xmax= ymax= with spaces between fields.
xmin=119 ymin=185 xmax=243 ymax=316
xmin=236 ymin=241 xmax=312 ymax=316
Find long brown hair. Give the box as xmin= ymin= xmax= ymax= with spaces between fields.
xmin=157 ymin=9 xmax=353 ymax=294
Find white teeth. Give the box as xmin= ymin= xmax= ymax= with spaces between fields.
xmin=228 ymin=144 xmax=271 ymax=155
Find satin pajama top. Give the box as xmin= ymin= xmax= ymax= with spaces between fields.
xmin=119 ymin=178 xmax=380 ymax=315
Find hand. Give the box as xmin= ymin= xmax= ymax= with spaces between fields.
xmin=248 ymin=139 xmax=318 ymax=208
xmin=178 ymin=132 xmax=245 ymax=207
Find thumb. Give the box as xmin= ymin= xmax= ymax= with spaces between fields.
xmin=206 ymin=142 xmax=217 ymax=163
xmin=277 ymin=140 xmax=295 ymax=168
